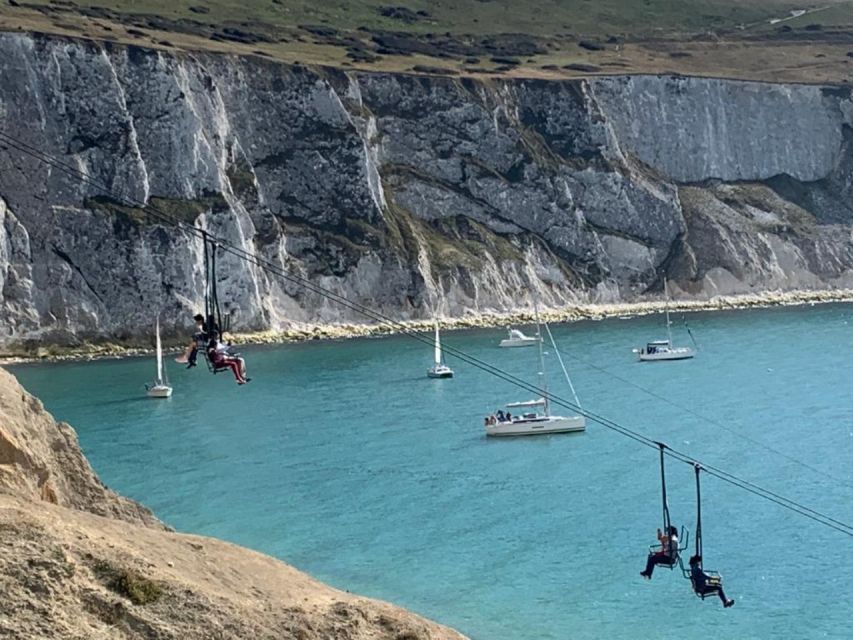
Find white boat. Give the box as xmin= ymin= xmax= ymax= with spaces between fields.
xmin=427 ymin=322 xmax=454 ymax=379
xmin=636 ymin=340 xmax=695 ymax=361
xmin=499 ymin=327 xmax=541 ymax=348
xmin=486 ymin=312 xmax=585 ymax=437
xmin=146 ymin=318 xmax=173 ymax=398
xmin=635 ymin=279 xmax=695 ymax=362
xmin=486 ymin=399 xmax=586 ymax=436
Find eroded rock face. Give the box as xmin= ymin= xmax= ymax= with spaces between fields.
xmin=0 ymin=367 xmax=161 ymax=527
xmin=0 ymin=367 xmax=467 ymax=639
xmin=0 ymin=32 xmax=851 ymax=346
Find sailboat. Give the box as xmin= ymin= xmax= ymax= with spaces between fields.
xmin=427 ymin=322 xmax=454 ymax=379
xmin=486 ymin=307 xmax=585 ymax=437
xmin=635 ymin=278 xmax=695 ymax=362
xmin=146 ymin=318 xmax=173 ymax=398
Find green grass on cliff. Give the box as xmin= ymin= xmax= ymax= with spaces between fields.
xmin=11 ymin=0 xmax=852 ymax=39
xmin=2 ymin=0 xmax=852 ymax=83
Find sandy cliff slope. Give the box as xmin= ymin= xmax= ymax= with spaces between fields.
xmin=0 ymin=367 xmax=467 ymax=640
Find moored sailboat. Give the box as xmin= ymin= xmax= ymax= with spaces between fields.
xmin=427 ymin=322 xmax=454 ymax=379
xmin=486 ymin=307 xmax=585 ymax=437
xmin=146 ymin=318 xmax=173 ymax=398
xmin=635 ymin=279 xmax=695 ymax=362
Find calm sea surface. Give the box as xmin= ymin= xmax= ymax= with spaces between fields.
xmin=10 ymin=304 xmax=853 ymax=639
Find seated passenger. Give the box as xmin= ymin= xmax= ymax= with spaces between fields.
xmin=207 ymin=332 xmax=249 ymax=385
xmin=640 ymin=525 xmax=679 ymax=579
xmin=689 ymin=555 xmax=734 ymax=608
xmin=176 ymin=313 xmax=207 ymax=367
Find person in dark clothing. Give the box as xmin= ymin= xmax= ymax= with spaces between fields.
xmin=689 ymin=555 xmax=734 ymax=607
xmin=640 ymin=525 xmax=679 ymax=579
xmin=176 ymin=314 xmax=207 ymax=368
xmin=187 ymin=314 xmax=208 ymax=367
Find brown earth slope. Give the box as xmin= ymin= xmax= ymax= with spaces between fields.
xmin=0 ymin=367 xmax=467 ymax=640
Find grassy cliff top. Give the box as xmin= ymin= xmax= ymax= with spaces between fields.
xmin=1 ymin=0 xmax=852 ymax=83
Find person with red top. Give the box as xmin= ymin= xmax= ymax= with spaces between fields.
xmin=207 ymin=332 xmax=249 ymax=384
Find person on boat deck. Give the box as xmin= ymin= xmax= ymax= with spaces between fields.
xmin=506 ymin=411 xmax=512 ymax=421
xmin=640 ymin=525 xmax=679 ymax=579
xmin=496 ymin=409 xmax=505 ymax=422
xmin=207 ymin=332 xmax=249 ymax=384
xmin=689 ymin=555 xmax=735 ymax=607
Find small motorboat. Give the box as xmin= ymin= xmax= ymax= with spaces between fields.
xmin=499 ymin=327 xmax=541 ymax=348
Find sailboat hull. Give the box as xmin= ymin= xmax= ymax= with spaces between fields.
xmin=147 ymin=384 xmax=173 ymax=398
xmin=427 ymin=366 xmax=454 ymax=378
xmin=486 ymin=415 xmax=586 ymax=437
xmin=638 ymin=347 xmax=695 ymax=361
xmin=498 ymin=338 xmax=539 ymax=348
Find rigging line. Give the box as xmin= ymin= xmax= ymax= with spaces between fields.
xmin=544 ymin=340 xmax=853 ymax=492
xmin=544 ymin=322 xmax=581 ymax=409
xmin=3 ymin=130 xmax=853 ymax=537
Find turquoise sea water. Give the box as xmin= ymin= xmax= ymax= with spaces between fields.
xmin=9 ymin=304 xmax=853 ymax=640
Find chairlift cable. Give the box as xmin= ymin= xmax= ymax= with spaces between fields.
xmin=2 ymin=129 xmax=852 ymax=538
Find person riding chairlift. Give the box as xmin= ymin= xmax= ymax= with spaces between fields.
xmin=178 ymin=314 xmax=208 ymax=368
xmin=640 ymin=525 xmax=679 ymax=579
xmin=689 ymin=555 xmax=735 ymax=608
xmin=207 ymin=331 xmax=249 ymax=385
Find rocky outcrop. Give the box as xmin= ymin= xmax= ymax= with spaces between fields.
xmin=0 ymin=367 xmax=467 ymax=639
xmin=0 ymin=32 xmax=851 ymax=347
xmin=0 ymin=367 xmax=161 ymax=526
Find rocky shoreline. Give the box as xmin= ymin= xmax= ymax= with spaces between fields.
xmin=2 ymin=288 xmax=851 ymax=365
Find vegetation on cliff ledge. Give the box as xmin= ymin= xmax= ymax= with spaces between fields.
xmin=1 ymin=0 xmax=852 ymax=83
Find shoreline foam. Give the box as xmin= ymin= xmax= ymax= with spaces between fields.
xmin=2 ymin=288 xmax=852 ymax=365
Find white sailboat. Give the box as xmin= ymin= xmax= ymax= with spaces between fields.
xmin=499 ymin=326 xmax=540 ymax=348
xmin=635 ymin=279 xmax=695 ymax=362
xmin=427 ymin=322 xmax=454 ymax=379
xmin=486 ymin=308 xmax=585 ymax=437
xmin=147 ymin=318 xmax=173 ymax=398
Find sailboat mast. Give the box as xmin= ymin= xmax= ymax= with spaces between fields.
xmin=434 ymin=322 xmax=442 ymax=365
xmin=155 ymin=318 xmax=163 ymax=383
xmin=664 ymin=278 xmax=673 ymax=347
xmin=534 ymin=296 xmax=548 ymax=416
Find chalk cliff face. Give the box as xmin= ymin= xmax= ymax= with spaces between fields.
xmin=0 ymin=32 xmax=851 ymax=346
